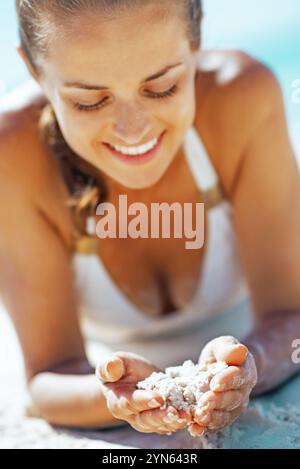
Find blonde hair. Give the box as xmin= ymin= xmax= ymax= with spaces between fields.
xmin=38 ymin=103 xmax=108 ymax=239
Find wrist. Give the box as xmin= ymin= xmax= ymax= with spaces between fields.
xmin=243 ymin=339 xmax=268 ymax=395
xmin=247 ymin=341 xmax=265 ymax=373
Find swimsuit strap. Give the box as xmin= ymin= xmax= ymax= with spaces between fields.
xmin=183 ymin=126 xmax=226 ymax=209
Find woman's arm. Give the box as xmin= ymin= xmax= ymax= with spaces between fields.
xmin=0 ymin=118 xmax=118 ymax=428
xmin=27 ymin=358 xmax=119 ymax=428
xmin=227 ymin=65 xmax=300 ymax=395
xmin=243 ymin=310 xmax=300 ymax=396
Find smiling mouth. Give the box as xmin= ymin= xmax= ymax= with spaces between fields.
xmin=102 ymin=131 xmax=166 ymax=164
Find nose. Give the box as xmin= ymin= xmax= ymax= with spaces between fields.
xmin=113 ymin=101 xmax=151 ymax=145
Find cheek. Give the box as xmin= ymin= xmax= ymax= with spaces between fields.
xmin=60 ymin=113 xmax=96 ymax=148
xmin=53 ymin=117 xmax=95 ymax=161
xmin=168 ymin=95 xmax=195 ymax=131
xmin=153 ymin=97 xmax=192 ymax=135
xmin=169 ymin=82 xmax=196 ymax=125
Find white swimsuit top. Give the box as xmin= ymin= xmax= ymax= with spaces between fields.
xmin=72 ymin=126 xmax=250 ymax=346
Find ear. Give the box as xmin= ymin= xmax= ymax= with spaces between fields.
xmin=17 ymin=44 xmax=39 ymax=82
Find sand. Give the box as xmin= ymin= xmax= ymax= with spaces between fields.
xmin=137 ymin=360 xmax=228 ymax=414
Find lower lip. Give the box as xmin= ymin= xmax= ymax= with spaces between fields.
xmin=102 ymin=131 xmax=166 ymax=165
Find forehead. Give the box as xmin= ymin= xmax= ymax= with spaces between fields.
xmin=43 ymin=3 xmax=190 ymax=83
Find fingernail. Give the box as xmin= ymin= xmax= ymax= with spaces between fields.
xmin=201 ymin=415 xmax=210 ymax=424
xmin=198 ymin=427 xmax=206 ymax=436
xmin=163 ymin=413 xmax=178 ymax=424
xmin=167 ymin=406 xmax=177 ymax=415
xmin=104 ymin=357 xmax=124 ymax=381
xmin=167 ymin=412 xmax=178 ymax=422
xmin=211 ymin=383 xmax=222 ymax=391
xmin=102 ymin=361 xmax=118 ymax=381
xmin=177 ymin=418 xmax=186 ymax=424
xmin=197 ymin=398 xmax=214 ymax=411
xmin=148 ymin=399 xmax=162 ymax=408
xmin=188 ymin=426 xmax=197 ymax=437
xmin=202 ymin=403 xmax=212 ymax=411
xmin=188 ymin=425 xmax=206 ymax=438
xmin=104 ymin=361 xmax=113 ymax=378
xmin=196 ymin=412 xmax=210 ymax=424
xmin=165 ymin=407 xmax=178 ymax=419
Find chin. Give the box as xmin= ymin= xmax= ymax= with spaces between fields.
xmin=117 ymin=173 xmax=162 ymax=190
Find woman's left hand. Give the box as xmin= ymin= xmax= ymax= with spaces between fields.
xmin=188 ymin=336 xmax=257 ymax=437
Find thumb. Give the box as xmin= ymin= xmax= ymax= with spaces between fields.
xmin=96 ymin=354 xmax=125 ymax=384
xmin=214 ymin=341 xmax=248 ymax=366
xmin=200 ymin=336 xmax=248 ymax=367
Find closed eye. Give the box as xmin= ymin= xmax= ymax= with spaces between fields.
xmin=144 ymin=84 xmax=178 ymax=99
xmin=73 ymin=84 xmax=179 ymax=112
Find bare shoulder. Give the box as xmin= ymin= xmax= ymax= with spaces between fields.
xmin=0 ymin=84 xmax=54 ymax=196
xmin=0 ymin=79 xmax=47 ymax=145
xmin=0 ymin=82 xmax=74 ymax=251
xmin=194 ymin=50 xmax=283 ymax=197
xmin=195 ymin=50 xmax=281 ymax=121
xmin=0 ymin=80 xmax=49 ymax=159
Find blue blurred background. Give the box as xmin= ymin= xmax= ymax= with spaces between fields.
xmin=0 ymin=0 xmax=300 ymax=149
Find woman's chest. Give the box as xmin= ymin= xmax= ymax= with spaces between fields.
xmin=99 ymin=237 xmax=206 ymax=318
xmin=96 ymin=182 xmax=208 ymax=318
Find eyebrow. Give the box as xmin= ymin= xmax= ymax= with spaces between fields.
xmin=63 ymin=62 xmax=184 ymax=90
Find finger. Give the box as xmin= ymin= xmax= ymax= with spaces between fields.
xmin=188 ymin=423 xmax=206 ymax=437
xmin=132 ymin=389 xmax=165 ymax=412
xmin=199 ymin=336 xmax=248 ymax=366
xmin=192 ymin=409 xmax=211 ymax=426
xmin=105 ymin=389 xmax=135 ymax=420
xmin=139 ymin=406 xmax=178 ymax=428
xmin=108 ymin=384 xmax=165 ymax=413
xmin=139 ymin=406 xmax=190 ymax=431
xmin=210 ymin=365 xmax=250 ymax=392
xmin=134 ymin=414 xmax=173 ymax=434
xmin=195 ymin=395 xmax=249 ymax=431
xmin=196 ymin=389 xmax=246 ymax=413
xmin=113 ymin=351 xmax=163 ymax=381
xmin=96 ymin=354 xmax=125 ymax=383
xmin=207 ymin=403 xmax=248 ymax=431
xmin=242 ymin=352 xmax=258 ymax=387
xmin=127 ymin=415 xmax=154 ymax=434
xmin=210 ymin=356 xmax=257 ymax=393
xmin=194 ymin=409 xmax=231 ymax=430
xmin=128 ymin=412 xmax=176 ymax=435
xmin=214 ymin=342 xmax=248 ymax=367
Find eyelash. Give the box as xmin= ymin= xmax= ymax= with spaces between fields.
xmin=73 ymin=84 xmax=179 ymax=112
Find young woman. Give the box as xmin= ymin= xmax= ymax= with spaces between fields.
xmin=1 ymin=0 xmax=300 ymax=438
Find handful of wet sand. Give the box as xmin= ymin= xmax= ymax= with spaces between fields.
xmin=136 ymin=359 xmax=228 ymax=414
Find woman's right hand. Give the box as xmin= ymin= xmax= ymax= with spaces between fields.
xmin=96 ymin=351 xmax=191 ymax=435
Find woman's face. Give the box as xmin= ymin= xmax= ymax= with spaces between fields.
xmin=38 ymin=4 xmax=199 ymax=190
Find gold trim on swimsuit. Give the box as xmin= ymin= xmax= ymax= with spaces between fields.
xmin=75 ymin=235 xmax=100 ymax=255
xmin=201 ymin=182 xmax=226 ymax=209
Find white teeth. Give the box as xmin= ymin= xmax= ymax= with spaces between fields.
xmin=111 ymin=137 xmax=158 ymax=156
